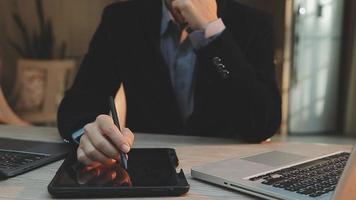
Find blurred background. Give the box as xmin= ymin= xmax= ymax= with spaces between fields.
xmin=0 ymin=0 xmax=355 ymax=137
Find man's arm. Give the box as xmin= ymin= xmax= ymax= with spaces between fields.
xmin=172 ymin=0 xmax=281 ymax=142
xmin=57 ymin=5 xmax=122 ymax=142
xmin=192 ymin=16 xmax=281 ymax=142
xmin=57 ymin=4 xmax=134 ymax=166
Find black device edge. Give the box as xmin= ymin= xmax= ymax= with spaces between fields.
xmin=47 ymin=148 xmax=190 ymax=198
xmin=1 ymin=154 xmax=66 ymax=180
xmin=0 ymin=141 xmax=72 ymax=180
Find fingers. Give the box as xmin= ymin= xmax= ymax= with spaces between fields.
xmin=171 ymin=0 xmax=188 ymax=25
xmin=96 ymin=115 xmax=132 ymax=153
xmin=122 ymin=128 xmax=135 ymax=148
xmin=172 ymin=0 xmax=193 ymax=15
xmin=78 ymin=133 xmax=115 ymax=165
xmin=172 ymin=0 xmax=190 ymax=9
xmin=84 ymin=121 xmax=119 ymax=159
xmin=171 ymin=0 xmax=218 ymax=30
xmin=78 ymin=114 xmax=135 ymax=166
xmin=77 ymin=146 xmax=96 ymax=166
xmin=173 ymin=8 xmax=187 ymax=25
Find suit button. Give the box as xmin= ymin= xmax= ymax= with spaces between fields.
xmin=216 ymin=64 xmax=226 ymax=72
xmin=212 ymin=57 xmax=222 ymax=65
xmin=220 ymin=69 xmax=230 ymax=79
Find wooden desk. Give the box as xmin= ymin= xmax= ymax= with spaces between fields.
xmin=0 ymin=125 xmax=354 ymax=200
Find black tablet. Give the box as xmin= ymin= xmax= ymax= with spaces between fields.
xmin=48 ymin=148 xmax=189 ymax=198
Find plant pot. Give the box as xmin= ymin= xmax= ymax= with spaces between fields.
xmin=12 ymin=59 xmax=75 ymax=124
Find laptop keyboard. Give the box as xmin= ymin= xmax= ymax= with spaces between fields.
xmin=0 ymin=150 xmax=48 ymax=170
xmin=249 ymin=152 xmax=350 ymax=198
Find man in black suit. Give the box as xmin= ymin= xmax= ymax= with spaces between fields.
xmin=58 ymin=0 xmax=281 ymax=166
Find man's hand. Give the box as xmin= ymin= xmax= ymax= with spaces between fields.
xmin=171 ymin=0 xmax=218 ymax=30
xmin=77 ymin=115 xmax=134 ymax=166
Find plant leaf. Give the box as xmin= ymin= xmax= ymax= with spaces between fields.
xmin=12 ymin=13 xmax=32 ymax=57
xmin=8 ymin=40 xmax=26 ymax=57
xmin=45 ymin=20 xmax=54 ymax=59
xmin=10 ymin=0 xmax=62 ymax=60
xmin=36 ymin=0 xmax=46 ymax=34
xmin=33 ymin=32 xmax=41 ymax=59
xmin=59 ymin=42 xmax=67 ymax=59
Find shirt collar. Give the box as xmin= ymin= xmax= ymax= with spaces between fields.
xmin=161 ymin=0 xmax=174 ymax=36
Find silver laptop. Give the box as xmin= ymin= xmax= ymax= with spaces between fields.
xmin=192 ymin=143 xmax=356 ymax=200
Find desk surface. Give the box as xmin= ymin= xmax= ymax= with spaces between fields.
xmin=0 ymin=125 xmax=354 ymax=200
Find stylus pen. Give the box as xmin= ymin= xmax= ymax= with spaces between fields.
xmin=109 ymin=96 xmax=128 ymax=170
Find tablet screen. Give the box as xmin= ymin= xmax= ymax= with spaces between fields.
xmin=54 ymin=149 xmax=178 ymax=187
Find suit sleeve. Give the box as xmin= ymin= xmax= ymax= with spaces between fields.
xmin=57 ymin=7 xmax=122 ymax=141
xmin=188 ymin=16 xmax=282 ymax=142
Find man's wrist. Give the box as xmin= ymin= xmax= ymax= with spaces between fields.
xmin=204 ymin=18 xmax=225 ymax=39
xmin=189 ymin=18 xmax=225 ymax=49
xmin=72 ymin=128 xmax=84 ymax=144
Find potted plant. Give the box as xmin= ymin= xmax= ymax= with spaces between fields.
xmin=8 ymin=0 xmax=75 ymax=124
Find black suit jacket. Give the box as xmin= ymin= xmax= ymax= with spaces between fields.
xmin=58 ymin=0 xmax=281 ymax=143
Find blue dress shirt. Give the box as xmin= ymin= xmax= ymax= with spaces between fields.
xmin=160 ymin=0 xmax=218 ymax=122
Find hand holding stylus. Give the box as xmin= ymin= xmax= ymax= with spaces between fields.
xmin=77 ymin=113 xmax=134 ymax=167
